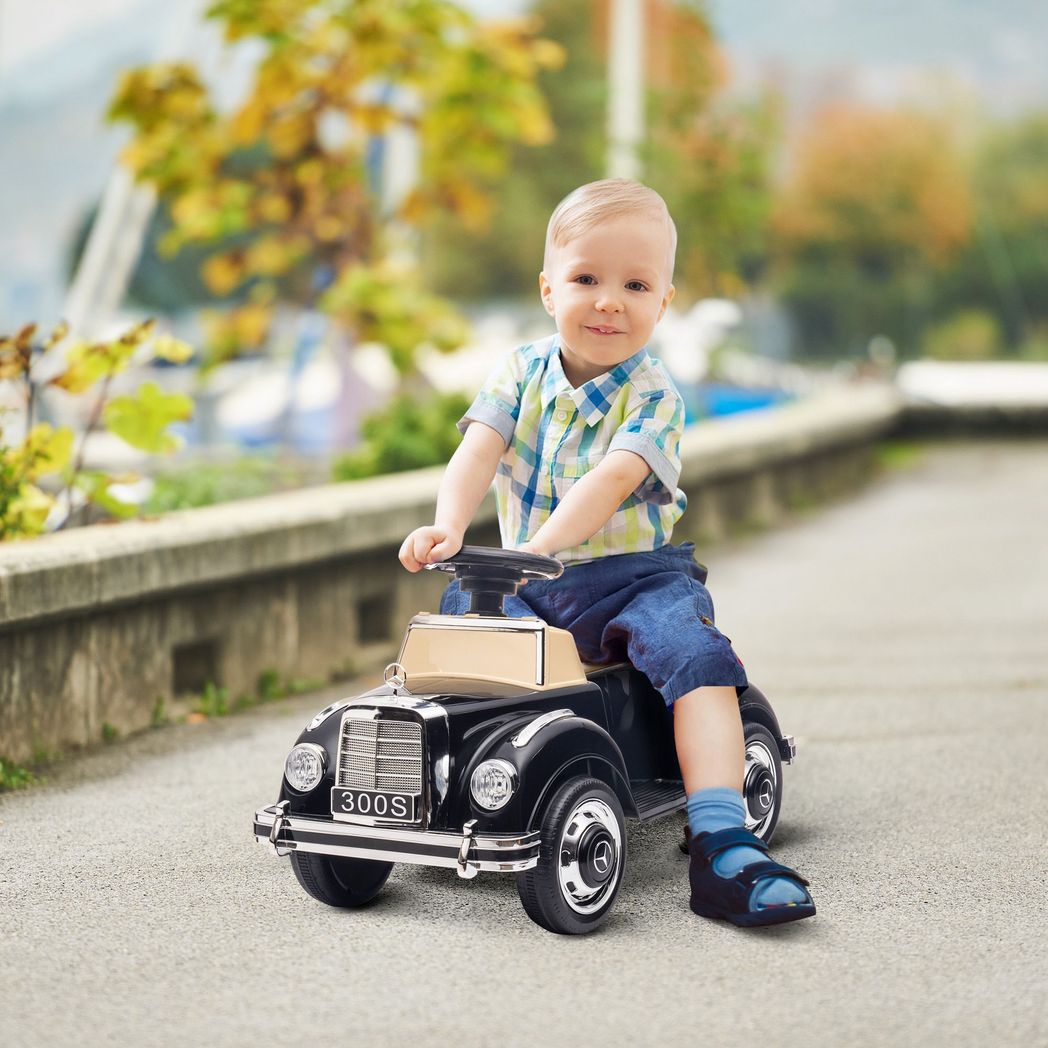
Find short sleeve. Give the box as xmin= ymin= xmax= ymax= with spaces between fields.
xmin=457 ymin=347 xmax=527 ymax=448
xmin=607 ymin=388 xmax=684 ymax=505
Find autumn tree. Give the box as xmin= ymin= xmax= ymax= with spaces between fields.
xmin=421 ymin=0 xmax=779 ymax=306
xmin=770 ymin=104 xmax=972 ymax=359
xmin=107 ymin=0 xmax=562 ymax=370
xmin=931 ymin=112 xmax=1048 ymax=351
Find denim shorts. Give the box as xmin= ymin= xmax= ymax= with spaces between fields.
xmin=439 ymin=542 xmax=748 ymax=707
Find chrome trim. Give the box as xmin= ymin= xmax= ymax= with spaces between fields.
xmin=470 ymin=759 xmax=518 ymax=811
xmin=408 ymin=613 xmax=546 ymax=633
xmin=781 ymin=734 xmax=797 ymax=764
xmin=307 ymin=699 xmax=354 ymax=732
xmin=457 ymin=819 xmax=479 ymax=879
xmin=284 ymin=743 xmax=328 ymax=793
xmin=743 ymin=737 xmax=780 ymax=837
xmin=332 ymin=697 xmax=451 ymax=829
xmin=556 ymin=798 xmax=624 ymax=915
xmin=254 ymin=806 xmax=539 ymax=873
xmin=512 ymin=708 xmax=574 ymax=748
xmin=267 ymin=800 xmax=292 ymax=857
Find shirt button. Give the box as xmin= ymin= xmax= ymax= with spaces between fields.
xmin=556 ymin=409 xmax=568 ymax=421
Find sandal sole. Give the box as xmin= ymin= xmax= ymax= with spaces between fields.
xmin=690 ymin=896 xmax=816 ymax=928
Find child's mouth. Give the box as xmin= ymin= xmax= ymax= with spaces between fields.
xmin=586 ymin=326 xmax=623 ymax=335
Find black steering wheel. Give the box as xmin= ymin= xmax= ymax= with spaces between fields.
xmin=425 ymin=545 xmax=563 ymax=616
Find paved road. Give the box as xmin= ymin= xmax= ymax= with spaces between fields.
xmin=2 ymin=442 xmax=1046 ymax=1048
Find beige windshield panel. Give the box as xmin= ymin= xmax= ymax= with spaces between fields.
xmin=399 ymin=616 xmax=587 ymax=690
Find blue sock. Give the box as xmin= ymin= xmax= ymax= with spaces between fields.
xmin=687 ymin=786 xmax=808 ymax=910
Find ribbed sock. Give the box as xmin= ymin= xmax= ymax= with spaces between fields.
xmin=687 ymin=786 xmax=807 ymax=909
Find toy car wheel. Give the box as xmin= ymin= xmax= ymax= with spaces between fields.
xmin=742 ymin=721 xmax=783 ymax=842
xmin=290 ymin=851 xmax=393 ymax=908
xmin=677 ymin=720 xmax=784 ymax=853
xmin=517 ymin=777 xmax=627 ymax=935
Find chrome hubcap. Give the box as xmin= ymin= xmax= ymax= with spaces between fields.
xmin=557 ymin=799 xmax=623 ymax=914
xmin=743 ymin=738 xmax=779 ymax=837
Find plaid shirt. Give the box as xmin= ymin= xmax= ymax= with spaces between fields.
xmin=459 ymin=334 xmax=687 ymax=564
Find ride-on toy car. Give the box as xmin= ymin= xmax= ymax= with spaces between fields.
xmin=254 ymin=546 xmax=797 ymax=934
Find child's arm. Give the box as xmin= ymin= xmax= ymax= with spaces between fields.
xmin=519 ymin=450 xmax=652 ymax=557
xmin=399 ymin=422 xmax=506 ymax=572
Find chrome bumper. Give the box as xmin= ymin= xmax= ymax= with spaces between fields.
xmin=254 ymin=804 xmax=540 ymax=875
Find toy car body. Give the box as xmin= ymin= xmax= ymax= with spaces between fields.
xmin=254 ymin=547 xmax=796 ymax=933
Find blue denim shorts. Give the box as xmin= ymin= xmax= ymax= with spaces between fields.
xmin=439 ymin=542 xmax=748 ymax=707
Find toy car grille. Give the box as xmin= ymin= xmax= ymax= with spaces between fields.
xmin=337 ymin=717 xmax=423 ymax=793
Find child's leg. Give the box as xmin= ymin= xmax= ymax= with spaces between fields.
xmin=674 ymin=686 xmax=811 ymax=913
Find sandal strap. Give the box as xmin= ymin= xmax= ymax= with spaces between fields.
xmin=733 ymin=859 xmax=811 ymax=891
xmin=690 ymin=826 xmax=770 ymax=864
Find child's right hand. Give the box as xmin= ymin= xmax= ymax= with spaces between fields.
xmin=398 ymin=525 xmax=464 ymax=572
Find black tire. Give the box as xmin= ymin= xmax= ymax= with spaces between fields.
xmin=290 ymin=851 xmax=393 ymax=908
xmin=678 ymin=720 xmax=784 ymax=853
xmin=516 ymin=777 xmax=626 ymax=935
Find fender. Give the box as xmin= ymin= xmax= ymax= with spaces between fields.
xmin=449 ymin=713 xmax=636 ymax=832
xmin=502 ymin=715 xmax=635 ymax=828
xmin=738 ymin=684 xmax=791 ymax=758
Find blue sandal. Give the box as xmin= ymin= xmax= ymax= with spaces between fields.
xmin=686 ymin=827 xmax=816 ymax=927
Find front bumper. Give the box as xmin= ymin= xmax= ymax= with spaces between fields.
xmin=254 ymin=804 xmax=540 ymax=876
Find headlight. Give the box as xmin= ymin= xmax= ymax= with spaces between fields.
xmin=470 ymin=759 xmax=518 ymax=811
xmin=284 ymin=743 xmax=327 ymax=792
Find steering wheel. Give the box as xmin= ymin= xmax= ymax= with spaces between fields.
xmin=425 ymin=545 xmax=563 ymax=616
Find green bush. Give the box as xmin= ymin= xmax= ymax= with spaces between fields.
xmin=922 ymin=310 xmax=1003 ymax=361
xmin=332 ymin=391 xmax=470 ymax=481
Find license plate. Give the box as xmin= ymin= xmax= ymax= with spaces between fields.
xmin=331 ymin=787 xmax=419 ymax=822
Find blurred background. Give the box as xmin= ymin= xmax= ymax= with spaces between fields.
xmin=1 ymin=0 xmax=1046 ymax=531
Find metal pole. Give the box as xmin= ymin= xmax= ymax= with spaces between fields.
xmin=607 ymin=0 xmax=645 ymax=180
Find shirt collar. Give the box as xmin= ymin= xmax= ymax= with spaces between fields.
xmin=540 ymin=339 xmax=650 ymax=426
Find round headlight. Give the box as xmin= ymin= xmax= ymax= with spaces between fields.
xmin=284 ymin=743 xmax=327 ymax=792
xmin=470 ymin=759 xmax=518 ymax=812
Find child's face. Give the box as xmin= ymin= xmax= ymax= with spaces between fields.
xmin=539 ymin=214 xmax=675 ymax=387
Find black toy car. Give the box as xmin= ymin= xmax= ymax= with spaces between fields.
xmin=254 ymin=546 xmax=796 ymax=934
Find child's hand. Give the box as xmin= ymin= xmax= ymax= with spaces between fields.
xmin=399 ymin=525 xmax=463 ymax=572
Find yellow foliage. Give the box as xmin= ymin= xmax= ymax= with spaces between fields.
xmin=773 ymin=105 xmax=972 ymax=267
xmin=202 ymin=253 xmax=245 ymax=296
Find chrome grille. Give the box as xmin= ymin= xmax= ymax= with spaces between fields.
xmin=337 ymin=716 xmax=423 ymax=792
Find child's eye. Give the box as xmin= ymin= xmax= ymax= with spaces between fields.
xmin=573 ymin=274 xmax=597 ymax=285
xmin=626 ymin=280 xmax=648 ymax=292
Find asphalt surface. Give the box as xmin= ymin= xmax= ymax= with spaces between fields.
xmin=2 ymin=441 xmax=1046 ymax=1048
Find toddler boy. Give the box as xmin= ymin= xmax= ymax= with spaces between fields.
xmin=399 ymin=178 xmax=814 ymax=927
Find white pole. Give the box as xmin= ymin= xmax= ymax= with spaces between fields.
xmin=607 ymin=0 xmax=645 ymax=181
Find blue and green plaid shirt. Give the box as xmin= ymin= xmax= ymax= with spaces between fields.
xmin=459 ymin=335 xmax=687 ymax=564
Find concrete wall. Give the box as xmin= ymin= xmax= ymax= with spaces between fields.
xmin=0 ymin=384 xmax=902 ymax=765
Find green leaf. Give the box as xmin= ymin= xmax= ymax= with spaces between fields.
xmin=75 ymin=472 xmax=141 ymax=519
xmin=103 ymin=382 xmax=194 ymax=453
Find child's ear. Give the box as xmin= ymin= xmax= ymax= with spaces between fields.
xmin=539 ymin=272 xmax=556 ymax=316
xmin=658 ymin=283 xmax=675 ymax=322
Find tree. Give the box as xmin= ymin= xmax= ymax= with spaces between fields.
xmin=769 ymin=104 xmax=972 ymax=359
xmin=931 ymin=112 xmax=1048 ymax=350
xmin=421 ymin=0 xmax=780 ymax=307
xmin=107 ymin=0 xmax=562 ymax=369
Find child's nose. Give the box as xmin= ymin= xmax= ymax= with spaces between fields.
xmin=595 ymin=290 xmax=624 ymax=312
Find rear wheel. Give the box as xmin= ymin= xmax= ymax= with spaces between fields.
xmin=517 ymin=777 xmax=626 ymax=935
xmin=742 ymin=721 xmax=783 ymax=842
xmin=678 ymin=720 xmax=785 ymax=852
xmin=290 ymin=851 xmax=393 ymax=908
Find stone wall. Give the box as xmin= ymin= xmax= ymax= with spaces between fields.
xmin=0 ymin=384 xmax=902 ymax=765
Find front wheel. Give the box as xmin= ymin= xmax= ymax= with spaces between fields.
xmin=290 ymin=851 xmax=393 ymax=908
xmin=516 ymin=777 xmax=627 ymax=935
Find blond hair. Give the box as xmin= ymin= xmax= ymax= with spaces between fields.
xmin=543 ymin=178 xmax=677 ymax=278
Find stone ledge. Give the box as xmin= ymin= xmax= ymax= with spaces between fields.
xmin=0 ymin=383 xmax=902 ymax=630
